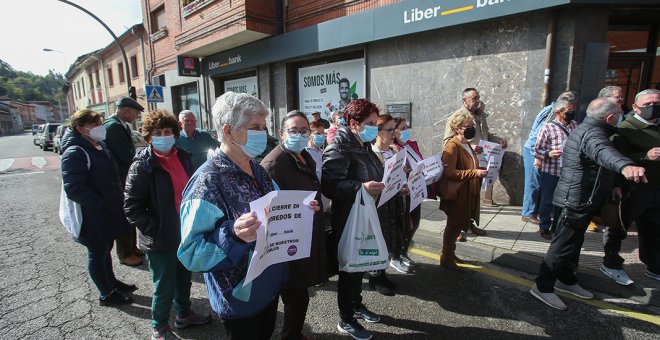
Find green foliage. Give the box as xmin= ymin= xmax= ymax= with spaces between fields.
xmin=0 ymin=59 xmax=65 ymax=104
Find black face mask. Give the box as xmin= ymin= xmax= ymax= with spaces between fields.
xmin=639 ymin=104 xmax=660 ymax=120
xmin=564 ymin=110 xmax=576 ymax=121
xmin=463 ymin=127 xmax=476 ymax=140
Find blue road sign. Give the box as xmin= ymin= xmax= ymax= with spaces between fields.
xmin=146 ymin=86 xmax=164 ymax=103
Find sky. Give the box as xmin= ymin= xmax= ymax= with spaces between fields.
xmin=1 ymin=0 xmax=143 ymax=76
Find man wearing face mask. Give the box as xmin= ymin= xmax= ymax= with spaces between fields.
xmin=530 ymin=97 xmax=647 ymax=311
xmin=261 ymin=110 xmax=327 ymax=340
xmin=533 ymin=99 xmax=578 ymax=239
xmin=601 ymin=88 xmax=660 ymax=284
xmin=104 ymin=96 xmax=144 ymax=267
xmin=307 ymin=120 xmax=326 ymax=181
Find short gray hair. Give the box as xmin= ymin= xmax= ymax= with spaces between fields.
xmin=557 ymin=91 xmax=577 ymax=104
xmin=634 ymin=89 xmax=660 ymax=104
xmin=552 ymin=98 xmax=572 ymax=114
xmin=586 ymin=97 xmax=621 ymax=120
xmin=212 ymin=92 xmax=269 ymax=142
xmin=598 ymin=86 xmax=622 ymax=98
xmin=178 ymin=110 xmax=195 ymax=121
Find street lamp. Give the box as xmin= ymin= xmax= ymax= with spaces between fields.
xmin=43 ymin=48 xmax=69 ymax=122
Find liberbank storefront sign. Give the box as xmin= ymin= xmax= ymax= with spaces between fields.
xmin=201 ymin=0 xmax=648 ymax=77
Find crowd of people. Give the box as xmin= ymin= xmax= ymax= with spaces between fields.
xmin=58 ymin=85 xmax=659 ymax=339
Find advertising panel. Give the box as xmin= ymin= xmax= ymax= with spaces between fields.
xmin=224 ymin=76 xmax=258 ymax=97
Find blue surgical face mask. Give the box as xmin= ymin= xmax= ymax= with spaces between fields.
xmin=232 ymin=128 xmax=267 ymax=159
xmin=338 ymin=118 xmax=346 ymax=126
xmin=358 ymin=124 xmax=378 ymax=143
xmin=284 ymin=134 xmax=308 ymax=153
xmin=399 ymin=129 xmax=411 ymax=143
xmin=313 ymin=134 xmax=325 ymax=148
xmin=151 ymin=135 xmax=175 ymax=153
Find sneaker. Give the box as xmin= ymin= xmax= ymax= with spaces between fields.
xmin=644 ymin=269 xmax=660 ymax=281
xmin=354 ymin=304 xmax=380 ymax=323
xmin=99 ymin=289 xmax=133 ymax=306
xmin=600 ymin=264 xmax=634 ymax=286
xmin=114 ymin=280 xmax=138 ymax=293
xmin=469 ymin=224 xmax=487 ymax=236
xmin=401 ymin=254 xmax=416 ymax=267
xmin=539 ymin=229 xmax=553 ymax=240
xmin=457 ymin=230 xmax=467 ymax=242
xmin=521 ymin=216 xmax=541 ymax=225
xmin=554 ymin=281 xmax=594 ymax=299
xmin=587 ymin=222 xmax=600 ymax=233
xmin=529 ymin=283 xmax=567 ymax=310
xmin=174 ymin=311 xmax=212 ymax=329
xmin=337 ymin=320 xmax=372 ymax=340
xmin=390 ymin=258 xmax=412 ymax=274
xmin=152 ymin=325 xmax=180 ymax=340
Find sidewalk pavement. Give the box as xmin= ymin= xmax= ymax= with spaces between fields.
xmin=411 ymin=199 xmax=660 ymax=307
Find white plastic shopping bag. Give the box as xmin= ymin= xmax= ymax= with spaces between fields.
xmin=59 ymin=147 xmax=90 ymax=239
xmin=338 ymin=186 xmax=389 ymax=272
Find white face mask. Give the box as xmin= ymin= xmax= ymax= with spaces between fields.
xmin=85 ymin=126 xmax=106 ymax=141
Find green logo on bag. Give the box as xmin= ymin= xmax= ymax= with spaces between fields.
xmin=359 ymin=249 xmax=379 ymax=256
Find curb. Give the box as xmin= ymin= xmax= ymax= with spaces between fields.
xmin=412 ymin=229 xmax=660 ymax=308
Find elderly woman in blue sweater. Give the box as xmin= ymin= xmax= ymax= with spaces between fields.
xmin=177 ymin=92 xmax=318 ymax=339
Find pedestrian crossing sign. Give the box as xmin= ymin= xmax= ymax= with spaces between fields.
xmin=146 ymin=85 xmax=164 ymax=103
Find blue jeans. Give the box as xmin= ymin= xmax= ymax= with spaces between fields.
xmin=538 ymin=171 xmax=559 ymax=231
xmin=86 ymin=240 xmax=118 ymax=297
xmin=522 ymin=147 xmax=540 ymax=217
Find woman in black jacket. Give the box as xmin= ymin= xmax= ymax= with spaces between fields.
xmin=322 ymin=99 xmax=386 ymax=340
xmin=124 ymin=110 xmax=211 ymax=339
xmin=60 ymin=109 xmax=135 ymax=306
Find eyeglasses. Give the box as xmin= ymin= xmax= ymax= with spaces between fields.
xmin=285 ymin=129 xmax=311 ymax=137
xmin=379 ymin=128 xmax=398 ymax=133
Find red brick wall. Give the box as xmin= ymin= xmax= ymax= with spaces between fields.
xmin=285 ymin=0 xmax=399 ymax=32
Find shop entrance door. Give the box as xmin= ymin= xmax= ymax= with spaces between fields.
xmin=605 ymin=56 xmax=649 ymax=112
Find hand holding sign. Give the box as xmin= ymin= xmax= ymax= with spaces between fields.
xmin=233 ymin=212 xmax=260 ymax=243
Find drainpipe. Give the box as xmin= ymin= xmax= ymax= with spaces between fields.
xmin=542 ymin=11 xmax=557 ymax=106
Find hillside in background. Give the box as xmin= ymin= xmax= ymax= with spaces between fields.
xmin=0 ymin=59 xmax=65 ymax=104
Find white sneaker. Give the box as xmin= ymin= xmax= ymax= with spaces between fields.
xmin=554 ymin=281 xmax=594 ymax=299
xmin=600 ymin=264 xmax=634 ymax=286
xmin=530 ymin=283 xmax=567 ymax=310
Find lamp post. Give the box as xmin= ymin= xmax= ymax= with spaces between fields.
xmin=43 ymin=48 xmax=68 ymax=122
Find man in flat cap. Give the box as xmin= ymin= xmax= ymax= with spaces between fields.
xmin=104 ymin=96 xmax=144 ymax=266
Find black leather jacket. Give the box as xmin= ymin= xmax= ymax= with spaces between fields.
xmin=552 ymin=117 xmax=633 ymax=212
xmin=322 ymin=126 xmax=385 ymax=244
xmin=124 ymin=146 xmax=194 ymax=253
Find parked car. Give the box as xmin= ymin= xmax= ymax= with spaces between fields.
xmin=33 ymin=124 xmax=45 ymax=146
xmin=31 ymin=124 xmax=40 ymax=135
xmin=53 ymin=124 xmax=70 ymax=154
xmin=39 ymin=123 xmax=62 ymax=151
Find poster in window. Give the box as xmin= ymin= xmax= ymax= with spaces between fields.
xmin=224 ymin=76 xmax=258 ymax=97
xmin=298 ymin=59 xmax=365 ymax=121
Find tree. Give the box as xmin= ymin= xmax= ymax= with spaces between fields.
xmin=0 ymin=59 xmax=65 ymax=104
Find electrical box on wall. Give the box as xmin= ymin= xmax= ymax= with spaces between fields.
xmin=386 ymin=102 xmax=412 ymax=127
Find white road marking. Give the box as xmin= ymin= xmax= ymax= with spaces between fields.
xmin=0 ymin=171 xmax=45 ymax=178
xmin=31 ymin=157 xmax=47 ymax=168
xmin=0 ymin=158 xmax=14 ymax=172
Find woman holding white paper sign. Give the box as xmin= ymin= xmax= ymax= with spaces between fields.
xmin=261 ymin=110 xmax=327 ymax=340
xmin=439 ymin=112 xmax=488 ymax=271
xmin=372 ymin=114 xmax=408 ymax=275
xmin=177 ymin=92 xmax=319 ymax=340
xmin=322 ymin=99 xmax=389 ymax=340
xmin=393 ymin=117 xmax=424 ymax=269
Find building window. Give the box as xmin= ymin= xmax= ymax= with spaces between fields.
xmin=81 ymin=80 xmax=86 ymax=96
xmin=151 ymin=6 xmax=166 ymax=32
xmin=130 ymin=55 xmax=139 ymax=78
xmin=107 ymin=67 xmax=114 ymax=86
xmin=95 ymin=69 xmax=101 ymax=87
xmin=118 ymin=62 xmax=125 ymax=84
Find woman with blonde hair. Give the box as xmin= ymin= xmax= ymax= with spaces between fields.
xmin=439 ymin=111 xmax=488 ymax=270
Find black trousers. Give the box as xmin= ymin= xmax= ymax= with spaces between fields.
xmin=221 ymin=297 xmax=278 ymax=340
xmin=337 ymin=271 xmax=364 ymax=322
xmin=536 ymin=206 xmax=594 ymax=292
xmin=280 ymin=287 xmax=310 ymax=340
xmin=603 ymin=225 xmax=628 ymax=270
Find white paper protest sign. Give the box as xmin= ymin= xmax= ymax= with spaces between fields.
xmin=478 ymin=140 xmax=504 ymax=190
xmin=244 ymin=190 xmax=317 ymax=286
xmin=419 ymin=153 xmax=443 ymax=186
xmin=403 ymin=145 xmax=422 ymax=168
xmin=377 ymin=150 xmax=407 ymax=208
xmin=407 ymin=162 xmax=427 ymax=212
